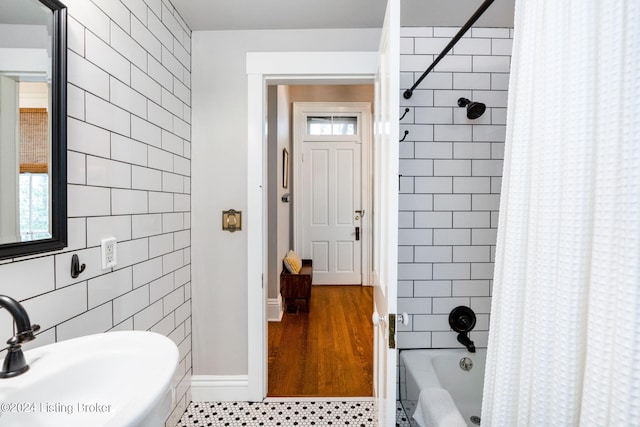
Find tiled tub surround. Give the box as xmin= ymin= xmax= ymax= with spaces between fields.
xmin=0 ymin=0 xmax=192 ymax=425
xmin=397 ymin=27 xmax=512 ymax=351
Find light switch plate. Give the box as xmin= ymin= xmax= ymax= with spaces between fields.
xmin=101 ymin=237 xmax=117 ymax=269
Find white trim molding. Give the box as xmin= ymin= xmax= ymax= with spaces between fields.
xmin=191 ymin=375 xmax=250 ymax=401
xmin=267 ymin=297 xmax=283 ymax=322
xmin=246 ymin=52 xmax=377 ymax=77
xmin=246 ymin=51 xmax=377 ymax=401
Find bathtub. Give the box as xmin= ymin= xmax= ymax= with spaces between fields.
xmin=400 ymin=349 xmax=486 ymax=427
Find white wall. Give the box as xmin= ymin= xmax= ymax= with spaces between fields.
xmin=266 ymin=84 xmax=292 ymax=322
xmin=0 ymin=76 xmax=19 ymax=244
xmin=191 ymin=28 xmax=380 ymax=376
xmin=274 ymin=86 xmax=292 ymax=301
xmin=0 ymin=24 xmax=49 ymax=49
xmin=0 ymin=0 xmax=192 ymax=424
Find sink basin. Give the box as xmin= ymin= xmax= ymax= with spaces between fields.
xmin=0 ymin=331 xmax=179 ymax=427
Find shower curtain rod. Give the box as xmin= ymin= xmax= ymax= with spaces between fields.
xmin=403 ymin=0 xmax=495 ymax=99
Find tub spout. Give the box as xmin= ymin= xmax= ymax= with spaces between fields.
xmin=457 ymin=332 xmax=476 ymax=353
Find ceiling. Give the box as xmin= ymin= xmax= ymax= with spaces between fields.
xmin=171 ymin=0 xmax=515 ymax=32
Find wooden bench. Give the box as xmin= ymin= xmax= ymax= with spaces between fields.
xmin=280 ymin=259 xmax=312 ymax=313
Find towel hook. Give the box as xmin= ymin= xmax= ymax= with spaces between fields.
xmin=399 ymin=130 xmax=409 ymax=142
xmin=70 ymin=254 xmax=86 ymax=279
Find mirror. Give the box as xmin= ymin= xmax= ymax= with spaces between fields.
xmin=0 ymin=0 xmax=66 ymax=259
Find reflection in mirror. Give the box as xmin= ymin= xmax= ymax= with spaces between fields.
xmin=0 ymin=0 xmax=66 ymax=258
xmin=18 ymin=82 xmax=50 ymax=242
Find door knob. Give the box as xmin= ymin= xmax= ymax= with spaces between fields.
xmin=372 ymin=312 xmax=408 ymax=326
xmin=372 ymin=312 xmax=386 ymax=326
xmin=398 ymin=312 xmax=409 ymax=326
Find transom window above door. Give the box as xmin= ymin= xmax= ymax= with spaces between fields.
xmin=307 ymin=116 xmax=358 ymax=136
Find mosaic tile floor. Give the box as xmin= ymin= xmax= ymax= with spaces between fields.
xmin=177 ymin=400 xmax=412 ymax=426
xmin=395 ymin=401 xmax=411 ymax=427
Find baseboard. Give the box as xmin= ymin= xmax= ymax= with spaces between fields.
xmin=267 ymin=297 xmax=283 ymax=321
xmin=365 ymin=272 xmax=376 ymax=286
xmin=191 ymin=375 xmax=250 ymax=401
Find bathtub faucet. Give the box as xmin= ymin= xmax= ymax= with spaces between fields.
xmin=449 ymin=306 xmax=477 ymax=353
xmin=457 ymin=332 xmax=476 ymax=353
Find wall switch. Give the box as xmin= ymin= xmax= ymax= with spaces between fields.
xmin=101 ymin=237 xmax=117 ymax=269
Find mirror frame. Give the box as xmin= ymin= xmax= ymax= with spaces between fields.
xmin=0 ymin=0 xmax=67 ymax=260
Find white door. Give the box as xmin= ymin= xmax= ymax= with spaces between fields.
xmin=301 ymin=140 xmax=361 ymax=284
xmin=372 ymin=0 xmax=400 ymax=426
xmin=294 ymin=104 xmax=370 ymax=285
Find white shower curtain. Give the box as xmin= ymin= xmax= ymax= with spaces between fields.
xmin=482 ymin=1 xmax=640 ymax=426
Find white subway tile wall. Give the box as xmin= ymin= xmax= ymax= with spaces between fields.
xmin=0 ymin=0 xmax=191 ymax=425
xmin=398 ymin=27 xmax=512 ymax=351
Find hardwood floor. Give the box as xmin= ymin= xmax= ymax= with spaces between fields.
xmin=267 ymin=285 xmax=374 ymax=397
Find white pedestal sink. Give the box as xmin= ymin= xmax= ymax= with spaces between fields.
xmin=0 ymin=331 xmax=179 ymax=427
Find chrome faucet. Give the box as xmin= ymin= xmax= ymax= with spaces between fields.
xmin=0 ymin=295 xmax=40 ymax=378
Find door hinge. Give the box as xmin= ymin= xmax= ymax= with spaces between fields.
xmin=388 ymin=313 xmax=396 ymax=349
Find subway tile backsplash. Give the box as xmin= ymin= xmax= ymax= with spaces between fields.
xmin=398 ymin=27 xmax=512 ymax=350
xmin=0 ymin=0 xmax=191 ymax=425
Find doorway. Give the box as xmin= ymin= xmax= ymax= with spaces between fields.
xmin=245 ymin=23 xmax=399 ymax=423
xmin=294 ymin=103 xmax=371 ymax=285
xmin=266 ymin=87 xmax=374 ymax=397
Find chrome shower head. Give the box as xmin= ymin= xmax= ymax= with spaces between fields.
xmin=457 ymin=97 xmax=486 ymax=120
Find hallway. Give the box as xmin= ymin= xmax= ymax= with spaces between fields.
xmin=267 ymin=285 xmax=374 ymax=397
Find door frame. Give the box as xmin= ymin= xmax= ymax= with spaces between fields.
xmin=292 ymin=102 xmax=372 ymax=286
xmin=246 ymin=52 xmax=378 ymax=400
